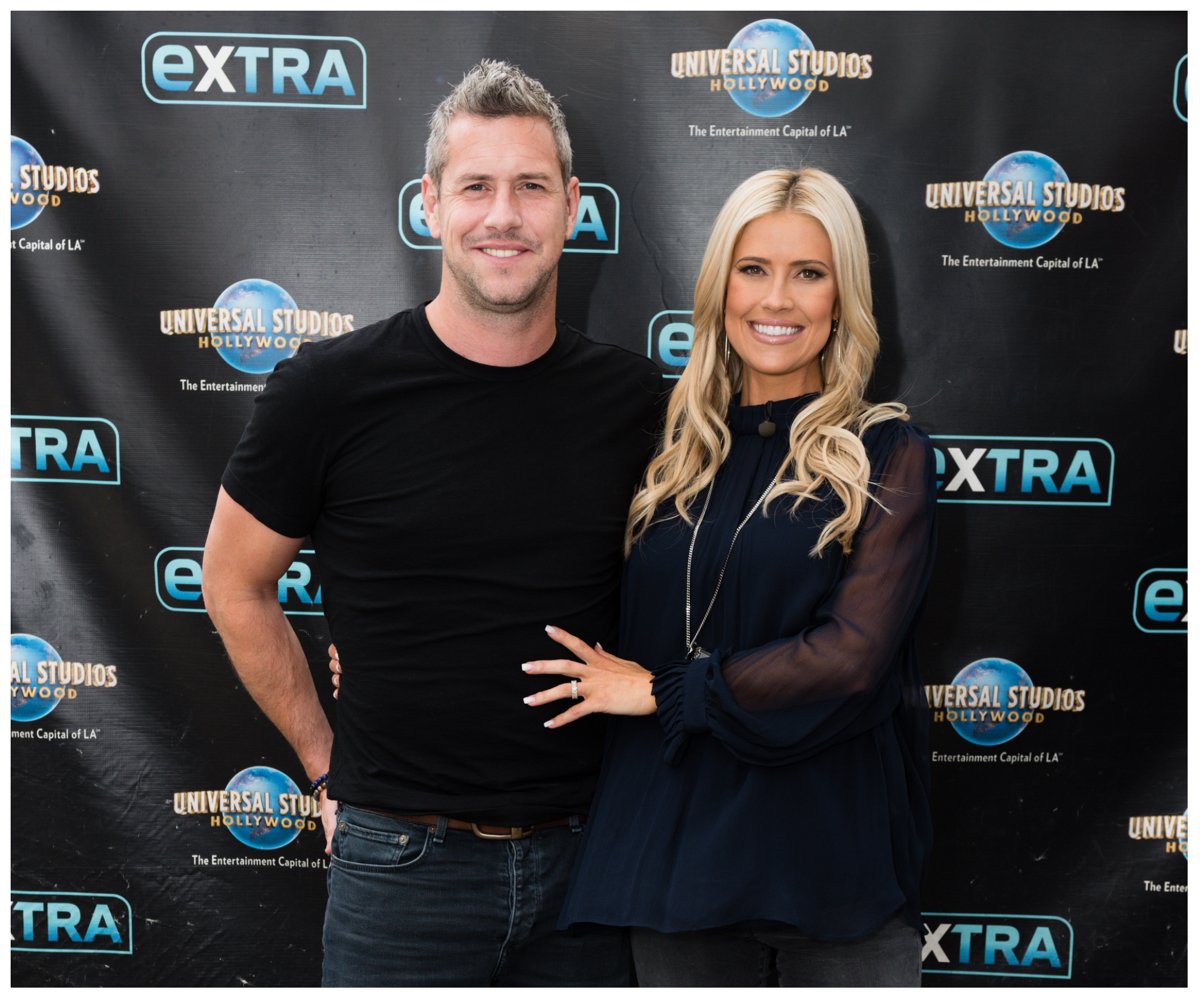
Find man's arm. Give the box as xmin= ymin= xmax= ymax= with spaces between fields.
xmin=202 ymin=487 xmax=335 ymax=841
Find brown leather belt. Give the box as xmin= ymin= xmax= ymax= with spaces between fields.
xmin=353 ymin=805 xmax=584 ymax=841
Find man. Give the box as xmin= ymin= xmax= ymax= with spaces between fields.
xmin=202 ymin=60 xmax=661 ymax=986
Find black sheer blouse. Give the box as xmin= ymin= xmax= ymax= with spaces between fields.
xmin=559 ymin=393 xmax=936 ymax=940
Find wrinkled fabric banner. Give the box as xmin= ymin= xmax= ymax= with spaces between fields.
xmin=10 ymin=11 xmax=1187 ymax=986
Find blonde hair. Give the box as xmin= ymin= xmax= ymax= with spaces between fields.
xmin=626 ymin=168 xmax=907 ymax=557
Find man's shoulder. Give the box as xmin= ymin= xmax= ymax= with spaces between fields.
xmin=291 ymin=307 xmax=420 ymax=369
xmin=559 ymin=324 xmax=662 ymax=383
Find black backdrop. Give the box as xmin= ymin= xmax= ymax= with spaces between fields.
xmin=10 ymin=11 xmax=1187 ymax=987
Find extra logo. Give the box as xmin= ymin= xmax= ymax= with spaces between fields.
xmin=11 ymin=416 xmax=120 ymax=486
xmin=160 ymin=278 xmax=353 ymax=374
xmin=647 ymin=310 xmax=694 ymax=378
xmin=670 ymin=18 xmax=871 ymax=118
xmin=399 ymin=180 xmax=619 ymax=254
xmin=1134 ymin=568 xmax=1187 ymax=634
xmin=1174 ymin=55 xmax=1187 ymax=122
xmin=155 ymin=547 xmax=323 ymax=616
xmin=926 ymin=658 xmax=1085 ymax=747
xmin=10 ymin=136 xmax=100 ymax=231
xmin=922 ymin=913 xmax=1072 ymax=980
xmin=932 ymin=436 xmax=1114 ymax=506
xmin=926 ymin=151 xmax=1126 ymax=248
xmin=11 ymin=891 xmax=132 ymax=956
xmin=1129 ymin=811 xmax=1188 ymax=857
xmin=174 ymin=766 xmax=321 ymax=850
xmin=141 ymin=32 xmax=366 ymax=109
xmin=11 ymin=633 xmax=119 ymax=723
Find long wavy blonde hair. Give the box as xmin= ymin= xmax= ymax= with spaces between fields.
xmin=626 ymin=168 xmax=907 ymax=558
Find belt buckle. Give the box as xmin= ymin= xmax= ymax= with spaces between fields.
xmin=470 ymin=823 xmax=534 ymax=841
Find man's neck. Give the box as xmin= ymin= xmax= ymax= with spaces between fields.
xmin=424 ymin=288 xmax=559 ymax=368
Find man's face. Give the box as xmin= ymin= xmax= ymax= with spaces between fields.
xmin=422 ymin=115 xmax=579 ymax=316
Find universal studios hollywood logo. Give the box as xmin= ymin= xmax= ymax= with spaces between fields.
xmin=10 ymin=136 xmax=100 ymax=231
xmin=174 ymin=766 xmax=321 ymax=850
xmin=160 ymin=278 xmax=354 ymax=375
xmin=926 ymin=658 xmax=1085 ymax=747
xmin=926 ymin=151 xmax=1126 ymax=249
xmin=671 ymin=19 xmax=872 ymax=118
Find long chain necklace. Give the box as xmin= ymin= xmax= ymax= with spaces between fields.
xmin=684 ymin=474 xmax=778 ymax=661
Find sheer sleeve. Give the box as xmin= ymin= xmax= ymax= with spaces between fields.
xmin=651 ymin=423 xmax=936 ymax=766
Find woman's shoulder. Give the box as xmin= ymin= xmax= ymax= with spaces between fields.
xmin=856 ymin=414 xmax=934 ymax=493
xmin=859 ymin=413 xmax=935 ymax=501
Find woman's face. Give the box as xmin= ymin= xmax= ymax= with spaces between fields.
xmin=723 ymin=211 xmax=838 ymax=406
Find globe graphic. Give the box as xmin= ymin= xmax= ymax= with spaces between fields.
xmin=212 ymin=278 xmax=299 ymax=375
xmin=223 ymin=766 xmax=304 ymax=850
xmin=949 ymin=657 xmax=1034 ymax=746
xmin=725 ymin=19 xmax=816 ymax=118
xmin=981 ymin=151 xmax=1070 ymax=249
xmin=11 ymin=136 xmax=46 ymax=230
xmin=11 ymin=633 xmax=64 ymax=722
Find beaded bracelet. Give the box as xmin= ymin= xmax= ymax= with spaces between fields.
xmin=309 ymin=772 xmax=329 ymax=795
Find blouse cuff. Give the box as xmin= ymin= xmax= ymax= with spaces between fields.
xmin=652 ymin=655 xmax=715 ymax=765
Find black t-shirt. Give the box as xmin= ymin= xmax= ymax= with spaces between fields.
xmin=222 ymin=305 xmax=662 ymax=823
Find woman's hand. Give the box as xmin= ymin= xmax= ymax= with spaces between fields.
xmin=321 ymin=787 xmax=338 ymax=855
xmin=321 ymin=645 xmax=340 ymax=852
xmin=328 ymin=643 xmax=341 ymax=700
xmin=522 ymin=625 xmax=656 ymax=728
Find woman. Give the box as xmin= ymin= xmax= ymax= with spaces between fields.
xmin=520 ymin=167 xmax=936 ymax=986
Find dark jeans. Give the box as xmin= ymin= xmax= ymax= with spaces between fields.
xmin=321 ymin=804 xmax=629 ymax=987
xmin=632 ymin=914 xmax=921 ymax=987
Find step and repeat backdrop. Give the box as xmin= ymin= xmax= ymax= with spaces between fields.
xmin=10 ymin=10 xmax=1187 ymax=987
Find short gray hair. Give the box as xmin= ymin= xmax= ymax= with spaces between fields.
xmin=425 ymin=59 xmax=573 ymax=188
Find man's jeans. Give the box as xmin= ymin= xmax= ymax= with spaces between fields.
xmin=321 ymin=804 xmax=630 ymax=987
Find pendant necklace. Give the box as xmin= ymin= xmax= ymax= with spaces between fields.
xmin=684 ymin=473 xmax=778 ymax=661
